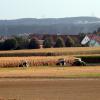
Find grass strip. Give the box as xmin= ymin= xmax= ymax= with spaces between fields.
xmin=0 ymin=67 xmax=100 ymax=78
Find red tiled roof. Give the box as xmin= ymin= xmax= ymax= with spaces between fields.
xmin=87 ymin=34 xmax=100 ymax=43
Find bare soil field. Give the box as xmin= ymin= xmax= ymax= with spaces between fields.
xmin=0 ymin=79 xmax=100 ymax=100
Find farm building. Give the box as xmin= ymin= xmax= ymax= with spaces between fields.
xmin=81 ymin=34 xmax=100 ymax=47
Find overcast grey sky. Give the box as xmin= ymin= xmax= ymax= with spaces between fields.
xmin=0 ymin=0 xmax=100 ymax=19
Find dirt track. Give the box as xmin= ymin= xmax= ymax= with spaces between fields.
xmin=0 ymin=79 xmax=100 ymax=100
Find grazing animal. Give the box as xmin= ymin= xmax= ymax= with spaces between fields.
xmin=19 ymin=60 xmax=29 ymax=67
xmin=72 ymin=58 xmax=86 ymax=66
xmin=56 ymin=58 xmax=66 ymax=66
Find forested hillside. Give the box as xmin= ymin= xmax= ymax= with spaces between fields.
xmin=0 ymin=17 xmax=100 ymax=35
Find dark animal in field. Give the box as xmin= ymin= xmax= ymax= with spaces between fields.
xmin=56 ymin=58 xmax=66 ymax=66
xmin=19 ymin=60 xmax=29 ymax=67
xmin=72 ymin=58 xmax=86 ymax=66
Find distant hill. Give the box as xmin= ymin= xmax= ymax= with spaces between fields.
xmin=0 ymin=16 xmax=100 ymax=35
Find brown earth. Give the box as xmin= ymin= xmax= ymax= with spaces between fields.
xmin=0 ymin=79 xmax=100 ymax=100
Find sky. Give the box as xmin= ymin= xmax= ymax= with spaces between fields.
xmin=0 ymin=0 xmax=100 ymax=19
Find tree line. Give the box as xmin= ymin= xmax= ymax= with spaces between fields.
xmin=0 ymin=35 xmax=82 ymax=50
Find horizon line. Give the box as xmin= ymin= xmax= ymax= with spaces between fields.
xmin=0 ymin=16 xmax=100 ymax=20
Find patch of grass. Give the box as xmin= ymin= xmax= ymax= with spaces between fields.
xmin=65 ymin=73 xmax=100 ymax=78
xmin=0 ymin=66 xmax=100 ymax=78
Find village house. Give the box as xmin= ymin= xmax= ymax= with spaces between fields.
xmin=81 ymin=34 xmax=100 ymax=47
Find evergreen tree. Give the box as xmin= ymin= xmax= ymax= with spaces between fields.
xmin=15 ymin=36 xmax=29 ymax=49
xmin=54 ymin=37 xmax=65 ymax=48
xmin=0 ymin=42 xmax=4 ymax=50
xmin=3 ymin=38 xmax=18 ymax=50
xmin=65 ymin=36 xmax=75 ymax=47
xmin=43 ymin=37 xmax=53 ymax=48
xmin=28 ymin=37 xmax=40 ymax=49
